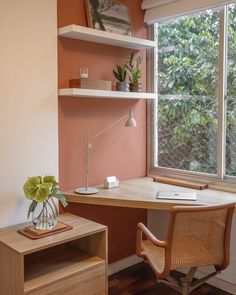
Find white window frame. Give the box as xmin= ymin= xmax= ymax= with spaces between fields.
xmin=147 ymin=5 xmax=236 ymax=187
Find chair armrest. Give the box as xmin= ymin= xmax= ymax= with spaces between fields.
xmin=136 ymin=223 xmax=166 ymax=255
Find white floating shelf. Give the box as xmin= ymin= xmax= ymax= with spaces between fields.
xmin=58 ymin=88 xmax=156 ymax=100
xmin=58 ymin=25 xmax=156 ymax=50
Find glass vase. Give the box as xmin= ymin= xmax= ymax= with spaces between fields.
xmin=32 ymin=198 xmax=58 ymax=230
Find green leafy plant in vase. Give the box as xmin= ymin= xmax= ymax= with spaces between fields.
xmin=113 ymin=64 xmax=130 ymax=92
xmin=126 ymin=52 xmax=142 ymax=92
xmin=23 ymin=176 xmax=67 ymax=230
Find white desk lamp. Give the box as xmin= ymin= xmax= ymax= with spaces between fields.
xmin=74 ymin=109 xmax=137 ymax=195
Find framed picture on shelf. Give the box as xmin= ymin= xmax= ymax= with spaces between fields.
xmin=85 ymin=0 xmax=133 ymax=36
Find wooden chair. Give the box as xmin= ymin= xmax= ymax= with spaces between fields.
xmin=136 ymin=203 xmax=235 ymax=295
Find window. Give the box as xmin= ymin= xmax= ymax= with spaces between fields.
xmin=226 ymin=5 xmax=236 ymax=177
xmin=151 ymin=4 xmax=236 ymax=182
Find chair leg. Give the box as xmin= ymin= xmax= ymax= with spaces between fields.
xmin=159 ymin=267 xmax=212 ymax=295
xmin=186 ymin=267 xmax=198 ymax=284
xmin=181 ymin=278 xmax=190 ymax=295
xmin=180 ymin=267 xmax=198 ymax=295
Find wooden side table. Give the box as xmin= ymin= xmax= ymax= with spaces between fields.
xmin=0 ymin=213 xmax=107 ymax=295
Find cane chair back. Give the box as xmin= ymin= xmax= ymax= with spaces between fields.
xmin=137 ymin=203 xmax=235 ymax=284
xmin=169 ymin=207 xmax=229 ymax=270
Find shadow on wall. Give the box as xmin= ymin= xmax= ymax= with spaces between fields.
xmin=0 ymin=192 xmax=29 ymax=227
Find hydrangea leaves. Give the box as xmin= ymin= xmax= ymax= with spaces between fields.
xmin=23 ymin=176 xmax=67 ymax=219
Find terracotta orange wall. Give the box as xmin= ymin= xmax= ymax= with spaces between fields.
xmin=58 ymin=0 xmax=147 ymax=263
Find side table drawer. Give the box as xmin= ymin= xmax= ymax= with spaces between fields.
xmin=28 ymin=263 xmax=106 ymax=295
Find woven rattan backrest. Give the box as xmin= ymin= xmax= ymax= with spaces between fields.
xmin=166 ymin=203 xmax=235 ymax=271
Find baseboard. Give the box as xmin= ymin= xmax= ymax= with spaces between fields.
xmin=196 ymin=269 xmax=236 ymax=294
xmin=108 ymin=255 xmax=143 ymax=276
xmin=179 ymin=268 xmax=236 ymax=294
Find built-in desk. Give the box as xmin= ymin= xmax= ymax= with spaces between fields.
xmin=63 ymin=177 xmax=236 ymax=264
xmin=64 ymin=177 xmax=236 ymax=211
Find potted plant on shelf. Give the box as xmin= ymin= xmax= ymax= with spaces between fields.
xmin=113 ymin=64 xmax=130 ymax=92
xmin=23 ymin=175 xmax=68 ymax=230
xmin=126 ymin=52 xmax=142 ymax=92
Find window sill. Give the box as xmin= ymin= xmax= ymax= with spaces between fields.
xmin=148 ymin=167 xmax=236 ymax=194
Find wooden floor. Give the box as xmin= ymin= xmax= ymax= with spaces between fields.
xmin=108 ymin=263 xmax=233 ymax=295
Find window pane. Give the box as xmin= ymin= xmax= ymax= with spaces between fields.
xmin=157 ymin=10 xmax=220 ymax=174
xmin=226 ymin=4 xmax=236 ymax=176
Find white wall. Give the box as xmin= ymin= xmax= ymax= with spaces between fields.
xmin=0 ymin=0 xmax=57 ymax=227
xmin=148 ymin=210 xmax=236 ymax=293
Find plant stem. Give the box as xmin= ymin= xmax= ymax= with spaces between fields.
xmin=46 ymin=198 xmax=56 ymax=219
xmin=45 ymin=201 xmax=48 ymax=229
xmin=37 ymin=201 xmax=45 ymax=219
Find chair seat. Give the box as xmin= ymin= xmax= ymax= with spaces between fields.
xmin=142 ymin=240 xmax=165 ymax=273
xmin=142 ymin=237 xmax=221 ymax=274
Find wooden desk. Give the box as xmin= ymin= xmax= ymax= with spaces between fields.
xmin=64 ymin=177 xmax=236 ymax=211
xmin=63 ymin=178 xmax=236 ymax=263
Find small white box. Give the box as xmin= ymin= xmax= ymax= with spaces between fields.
xmin=104 ymin=176 xmax=119 ymax=189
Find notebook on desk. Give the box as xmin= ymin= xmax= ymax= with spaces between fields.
xmin=156 ymin=191 xmax=197 ymax=201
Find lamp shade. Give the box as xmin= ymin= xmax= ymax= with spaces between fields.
xmin=125 ymin=110 xmax=137 ymax=127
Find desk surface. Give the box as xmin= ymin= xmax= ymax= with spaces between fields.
xmin=64 ymin=177 xmax=236 ymax=211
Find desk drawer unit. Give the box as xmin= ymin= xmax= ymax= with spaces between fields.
xmin=28 ymin=263 xmax=106 ymax=295
xmin=0 ymin=214 xmax=108 ymax=295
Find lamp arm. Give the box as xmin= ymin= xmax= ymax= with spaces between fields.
xmin=91 ymin=114 xmax=128 ymax=142
xmin=85 ymin=114 xmax=127 ymax=190
xmin=86 ymin=134 xmax=92 ymax=191
xmin=83 ymin=110 xmax=135 ymax=192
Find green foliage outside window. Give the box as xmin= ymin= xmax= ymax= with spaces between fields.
xmin=157 ymin=5 xmax=236 ymax=175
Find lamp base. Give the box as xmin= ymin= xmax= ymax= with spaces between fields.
xmin=74 ymin=187 xmax=98 ymax=195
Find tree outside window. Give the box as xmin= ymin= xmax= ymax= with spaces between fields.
xmin=156 ymin=4 xmax=236 ymax=177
